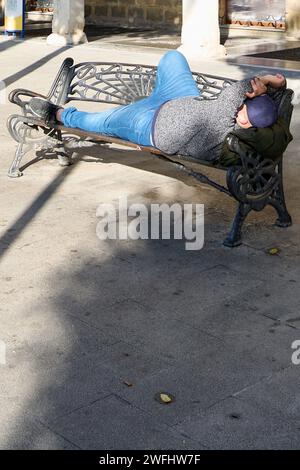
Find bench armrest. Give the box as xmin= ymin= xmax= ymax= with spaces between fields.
xmin=9 ymin=89 xmax=48 ymax=110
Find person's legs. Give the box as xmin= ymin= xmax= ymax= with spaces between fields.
xmin=152 ymin=50 xmax=200 ymax=101
xmin=61 ymin=107 xmax=119 ymax=133
xmin=60 ymin=51 xmax=200 ymax=145
xmin=30 ymin=51 xmax=200 ymax=146
xmin=61 ymin=98 xmax=157 ymax=146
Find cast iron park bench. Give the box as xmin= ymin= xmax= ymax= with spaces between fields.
xmin=7 ymin=57 xmax=294 ymax=247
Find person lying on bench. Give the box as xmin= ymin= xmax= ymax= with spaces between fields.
xmin=28 ymin=50 xmax=289 ymax=164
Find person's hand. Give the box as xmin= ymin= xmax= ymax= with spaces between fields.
xmin=259 ymin=73 xmax=287 ymax=89
xmin=269 ymin=73 xmax=286 ymax=89
xmin=246 ymin=77 xmax=268 ymax=99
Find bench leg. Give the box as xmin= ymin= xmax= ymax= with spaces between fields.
xmin=55 ymin=130 xmax=73 ymax=168
xmin=8 ymin=142 xmax=27 ymax=178
xmin=223 ymin=203 xmax=251 ymax=248
xmin=8 ymin=124 xmax=35 ymax=178
xmin=268 ymin=159 xmax=292 ymax=228
xmin=7 ymin=117 xmax=72 ymax=177
xmin=7 ymin=117 xmax=42 ymax=177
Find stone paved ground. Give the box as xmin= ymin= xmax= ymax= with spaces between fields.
xmin=0 ymin=36 xmax=300 ymax=450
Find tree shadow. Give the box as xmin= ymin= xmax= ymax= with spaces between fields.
xmin=0 ymin=182 xmax=272 ymax=449
xmin=2 ymin=182 xmax=299 ymax=448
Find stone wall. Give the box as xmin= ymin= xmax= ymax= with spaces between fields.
xmin=85 ymin=0 xmax=182 ymax=29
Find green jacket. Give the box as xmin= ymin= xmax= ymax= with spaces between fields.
xmin=219 ymin=117 xmax=293 ymax=167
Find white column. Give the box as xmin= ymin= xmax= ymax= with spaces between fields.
xmin=178 ymin=0 xmax=226 ymax=60
xmin=47 ymin=0 xmax=88 ymax=46
xmin=286 ymin=0 xmax=300 ymax=40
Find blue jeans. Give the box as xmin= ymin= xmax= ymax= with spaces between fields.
xmin=61 ymin=51 xmax=200 ymax=147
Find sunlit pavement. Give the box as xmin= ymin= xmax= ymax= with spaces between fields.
xmin=0 ymin=36 xmax=300 ymax=450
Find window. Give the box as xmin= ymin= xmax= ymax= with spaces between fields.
xmin=26 ymin=1 xmax=54 ymax=12
xmin=227 ymin=0 xmax=285 ymax=28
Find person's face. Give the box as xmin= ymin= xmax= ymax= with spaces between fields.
xmin=236 ymin=104 xmax=252 ymax=129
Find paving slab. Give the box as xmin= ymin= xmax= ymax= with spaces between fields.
xmin=47 ymin=394 xmax=204 ymax=450
xmin=0 ymin=399 xmax=79 ymax=450
xmin=114 ymin=344 xmax=290 ymax=427
xmin=234 ymin=366 xmax=300 ymax=425
xmin=173 ymin=397 xmax=300 ymax=450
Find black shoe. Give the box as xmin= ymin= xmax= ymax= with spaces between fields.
xmin=27 ymin=97 xmax=61 ymax=124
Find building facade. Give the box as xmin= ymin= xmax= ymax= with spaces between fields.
xmin=221 ymin=0 xmax=285 ymax=29
xmin=26 ymin=1 xmax=54 ymax=12
xmin=1 ymin=1 xmax=299 ymax=41
xmin=85 ymin=0 xmax=181 ymax=29
xmin=84 ymin=0 xmax=286 ymax=31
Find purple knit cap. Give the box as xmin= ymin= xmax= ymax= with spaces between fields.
xmin=245 ymin=95 xmax=278 ymax=128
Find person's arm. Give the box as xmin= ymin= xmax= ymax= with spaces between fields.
xmin=213 ymin=77 xmax=264 ymax=128
xmin=218 ymin=74 xmax=285 ymax=105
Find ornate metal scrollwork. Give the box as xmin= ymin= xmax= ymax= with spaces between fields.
xmin=268 ymin=159 xmax=292 ymax=227
xmin=7 ymin=115 xmax=57 ymax=147
xmin=65 ymin=62 xmax=234 ymax=106
xmin=68 ymin=63 xmax=157 ymax=105
xmin=193 ymin=74 xmax=234 ymax=100
xmin=7 ymin=115 xmax=68 ymax=177
xmin=226 ymin=135 xmax=279 ymax=210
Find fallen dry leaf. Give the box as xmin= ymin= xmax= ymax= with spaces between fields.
xmin=268 ymin=247 xmax=280 ymax=255
xmin=123 ymin=380 xmax=133 ymax=387
xmin=154 ymin=392 xmax=175 ymax=404
xmin=160 ymin=393 xmax=172 ymax=403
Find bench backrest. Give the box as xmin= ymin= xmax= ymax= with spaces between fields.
xmin=47 ymin=57 xmax=235 ymax=106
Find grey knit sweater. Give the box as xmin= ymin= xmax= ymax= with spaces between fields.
xmin=153 ymin=79 xmax=254 ymax=161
